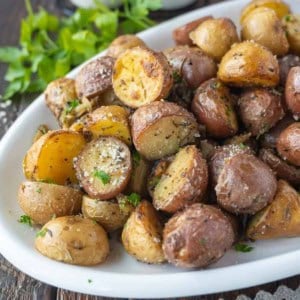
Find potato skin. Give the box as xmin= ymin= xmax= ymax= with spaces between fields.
xmin=18 ymin=182 xmax=82 ymax=225
xmin=107 ymin=35 xmax=146 ymax=59
xmin=247 ymin=180 xmax=300 ymax=240
xmin=216 ymin=153 xmax=277 ymax=214
xmin=121 ymin=201 xmax=165 ymax=264
xmin=218 ymin=41 xmax=279 ymax=87
xmin=153 ymin=145 xmax=208 ymax=214
xmin=277 ymin=122 xmax=300 ymax=167
xmin=259 ymin=148 xmax=300 ymax=186
xmin=75 ymin=56 xmax=115 ymax=99
xmin=285 ymin=67 xmax=300 ymax=118
xmin=172 ymin=16 xmax=213 ymax=46
xmin=192 ymin=78 xmax=238 ymax=138
xmin=238 ymin=88 xmax=284 ymax=136
xmin=163 ymin=204 xmax=235 ymax=268
xmin=190 ymin=18 xmax=239 ymax=62
xmin=282 ymin=14 xmax=300 ymax=56
xmin=82 ymin=195 xmax=134 ymax=232
xmin=35 ymin=216 xmax=109 ymax=266
xmin=241 ymin=7 xmax=289 ymax=56
xmin=279 ymin=55 xmax=300 ymax=86
xmin=131 ymin=101 xmax=199 ymax=161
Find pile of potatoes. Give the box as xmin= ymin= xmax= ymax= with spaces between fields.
xmin=19 ymin=0 xmax=300 ymax=269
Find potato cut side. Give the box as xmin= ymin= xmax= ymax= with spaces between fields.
xmin=218 ymin=41 xmax=279 ymax=87
xmin=83 ymin=105 xmax=131 ymax=145
xmin=121 ymin=201 xmax=165 ymax=264
xmin=23 ymin=130 xmax=86 ymax=185
xmin=112 ymin=47 xmax=173 ymax=108
xmin=82 ymin=195 xmax=134 ymax=232
xmin=153 ymin=145 xmax=208 ymax=214
xmin=131 ymin=101 xmax=199 ymax=161
xmin=247 ymin=180 xmax=300 ymax=240
xmin=18 ymin=181 xmax=82 ymax=225
xmin=74 ymin=137 xmax=132 ymax=200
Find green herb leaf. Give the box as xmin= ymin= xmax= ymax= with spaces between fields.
xmin=88 ymin=279 xmax=93 ymax=284
xmin=126 ymin=193 xmax=141 ymax=207
xmin=18 ymin=215 xmax=32 ymax=227
xmin=36 ymin=227 xmax=48 ymax=238
xmin=239 ymin=143 xmax=246 ymax=150
xmin=66 ymin=99 xmax=80 ymax=114
xmin=0 ymin=47 xmax=23 ymax=63
xmin=234 ymin=243 xmax=254 ymax=253
xmin=132 ymin=150 xmax=141 ymax=168
xmin=94 ymin=170 xmax=111 ymax=184
xmin=36 ymin=187 xmax=42 ymax=193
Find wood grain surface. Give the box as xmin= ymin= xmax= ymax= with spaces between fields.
xmin=0 ymin=0 xmax=299 ymax=299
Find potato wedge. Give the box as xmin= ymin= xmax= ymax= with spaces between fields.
xmin=247 ymin=180 xmax=300 ymax=239
xmin=282 ymin=15 xmax=300 ymax=56
xmin=121 ymin=201 xmax=165 ymax=264
xmin=131 ymin=101 xmax=199 ymax=160
xmin=23 ymin=130 xmax=86 ymax=185
xmin=74 ymin=137 xmax=132 ymax=200
xmin=83 ymin=105 xmax=131 ymax=145
xmin=18 ymin=181 xmax=82 ymax=225
xmin=112 ymin=47 xmax=173 ymax=108
xmin=82 ymin=195 xmax=134 ymax=232
xmin=240 ymin=0 xmax=290 ymax=24
xmin=218 ymin=41 xmax=279 ymax=87
xmin=153 ymin=145 xmax=208 ymax=214
xmin=35 ymin=216 xmax=109 ymax=266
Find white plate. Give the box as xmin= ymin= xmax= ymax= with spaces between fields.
xmin=0 ymin=0 xmax=299 ymax=298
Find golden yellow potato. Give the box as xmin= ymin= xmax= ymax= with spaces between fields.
xmin=189 ymin=18 xmax=239 ymax=62
xmin=82 ymin=195 xmax=134 ymax=232
xmin=23 ymin=130 xmax=86 ymax=185
xmin=241 ymin=7 xmax=289 ymax=56
xmin=35 ymin=216 xmax=109 ymax=266
xmin=218 ymin=41 xmax=279 ymax=87
xmin=247 ymin=180 xmax=300 ymax=240
xmin=240 ymin=0 xmax=290 ymax=24
xmin=282 ymin=14 xmax=300 ymax=56
xmin=18 ymin=181 xmax=82 ymax=225
xmin=122 ymin=201 xmax=165 ymax=264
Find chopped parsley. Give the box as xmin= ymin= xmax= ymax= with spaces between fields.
xmin=39 ymin=178 xmax=55 ymax=184
xmin=234 ymin=243 xmax=254 ymax=253
xmin=36 ymin=228 xmax=48 ymax=238
xmin=65 ymin=99 xmax=80 ymax=114
xmin=210 ymin=81 xmax=222 ymax=90
xmin=36 ymin=187 xmax=42 ymax=193
xmin=132 ymin=150 xmax=141 ymax=168
xmin=18 ymin=215 xmax=32 ymax=227
xmin=88 ymin=279 xmax=93 ymax=284
xmin=94 ymin=170 xmax=110 ymax=185
xmin=239 ymin=143 xmax=246 ymax=150
xmin=173 ymin=71 xmax=182 ymax=83
xmin=284 ymin=15 xmax=291 ymax=22
xmin=126 ymin=193 xmax=141 ymax=207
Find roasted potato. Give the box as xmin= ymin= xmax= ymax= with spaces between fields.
xmin=35 ymin=216 xmax=109 ymax=266
xmin=259 ymin=148 xmax=300 ymax=186
xmin=74 ymin=136 xmax=132 ymax=200
xmin=224 ymin=132 xmax=258 ymax=153
xmin=282 ymin=14 xmax=300 ymax=56
xmin=121 ymin=201 xmax=165 ymax=264
xmin=285 ymin=67 xmax=300 ymax=118
xmin=107 ymin=35 xmax=146 ymax=59
xmin=152 ymin=145 xmax=208 ymax=214
xmin=112 ymin=47 xmax=173 ymax=108
xmin=18 ymin=181 xmax=82 ymax=225
xmin=247 ymin=180 xmax=300 ymax=240
xmin=33 ymin=125 xmax=49 ymax=143
xmin=279 ymin=55 xmax=300 ymax=86
xmin=218 ymin=41 xmax=280 ymax=87
xmin=216 ymin=153 xmax=277 ymax=214
xmin=189 ymin=18 xmax=239 ymax=62
xmin=75 ymin=56 xmax=115 ymax=99
xmin=241 ymin=7 xmax=289 ymax=56
xmin=82 ymin=195 xmax=134 ymax=232
xmin=277 ymin=122 xmax=300 ymax=166
xmin=163 ymin=204 xmax=235 ymax=268
xmin=163 ymin=46 xmax=217 ymax=89
xmin=23 ymin=130 xmax=86 ymax=185
xmin=172 ymin=16 xmax=213 ymax=46
xmin=238 ymin=88 xmax=285 ymax=136
xmin=131 ymin=101 xmax=199 ymax=161
xmin=192 ymin=78 xmax=238 ymax=138
xmin=82 ymin=105 xmax=131 ymax=145
xmin=240 ymin=0 xmax=290 ymax=24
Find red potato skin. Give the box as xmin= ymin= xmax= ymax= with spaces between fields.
xmin=172 ymin=16 xmax=213 ymax=46
xmin=279 ymin=55 xmax=300 ymax=86
xmin=285 ymin=66 xmax=300 ymax=118
xmin=277 ymin=122 xmax=300 ymax=167
xmin=216 ymin=153 xmax=277 ymax=215
xmin=163 ymin=204 xmax=235 ymax=268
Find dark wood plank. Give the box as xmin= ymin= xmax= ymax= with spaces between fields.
xmin=0 ymin=0 xmax=299 ymax=299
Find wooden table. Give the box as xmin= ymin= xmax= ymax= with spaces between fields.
xmin=0 ymin=0 xmax=299 ymax=299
